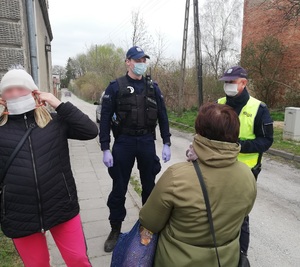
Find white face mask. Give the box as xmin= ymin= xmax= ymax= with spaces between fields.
xmin=6 ymin=93 xmax=36 ymax=115
xmin=224 ymin=83 xmax=239 ymax=97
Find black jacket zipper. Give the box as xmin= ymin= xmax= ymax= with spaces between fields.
xmin=24 ymin=114 xmax=45 ymax=233
xmin=62 ymin=172 xmax=72 ymax=200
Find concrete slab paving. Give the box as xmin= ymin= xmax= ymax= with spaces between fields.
xmin=48 ymin=138 xmax=142 ymax=266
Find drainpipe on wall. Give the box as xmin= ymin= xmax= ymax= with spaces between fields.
xmin=25 ymin=0 xmax=39 ymax=85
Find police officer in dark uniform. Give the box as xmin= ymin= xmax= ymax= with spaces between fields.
xmin=100 ymin=46 xmax=171 ymax=252
xmin=218 ymin=66 xmax=274 ymax=261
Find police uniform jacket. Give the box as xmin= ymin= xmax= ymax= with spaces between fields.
xmin=0 ymin=102 xmax=98 ymax=238
xmin=99 ymin=74 xmax=171 ymax=151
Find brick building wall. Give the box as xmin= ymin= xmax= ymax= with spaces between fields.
xmin=242 ymin=0 xmax=300 ymax=106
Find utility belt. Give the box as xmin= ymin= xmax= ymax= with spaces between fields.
xmin=120 ymin=128 xmax=153 ymax=136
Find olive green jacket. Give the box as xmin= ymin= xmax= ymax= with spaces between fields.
xmin=139 ymin=135 xmax=257 ymax=267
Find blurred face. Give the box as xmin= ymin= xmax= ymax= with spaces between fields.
xmin=224 ymin=78 xmax=247 ymax=96
xmin=2 ymin=87 xmax=32 ymax=100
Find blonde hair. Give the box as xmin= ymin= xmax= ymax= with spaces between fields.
xmin=0 ymin=93 xmax=52 ymax=128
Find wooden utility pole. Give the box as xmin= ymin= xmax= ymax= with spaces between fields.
xmin=179 ymin=0 xmax=203 ymax=111
xmin=193 ymin=0 xmax=203 ymax=106
xmin=179 ymin=0 xmax=190 ymax=113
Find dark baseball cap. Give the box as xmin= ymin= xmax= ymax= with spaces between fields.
xmin=126 ymin=46 xmax=150 ymax=60
xmin=219 ymin=66 xmax=248 ymax=81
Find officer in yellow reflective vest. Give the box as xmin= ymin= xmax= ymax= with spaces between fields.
xmin=219 ymin=66 xmax=273 ymax=259
xmin=219 ymin=95 xmax=261 ymax=168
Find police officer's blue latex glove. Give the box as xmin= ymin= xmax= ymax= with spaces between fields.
xmin=162 ymin=144 xmax=171 ymax=163
xmin=103 ymin=150 xmax=113 ymax=168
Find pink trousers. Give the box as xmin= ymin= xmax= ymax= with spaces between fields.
xmin=13 ymin=214 xmax=91 ymax=267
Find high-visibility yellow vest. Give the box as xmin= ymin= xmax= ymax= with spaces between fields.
xmin=218 ymin=96 xmax=261 ymax=168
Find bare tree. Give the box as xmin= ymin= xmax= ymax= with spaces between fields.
xmin=129 ymin=11 xmax=169 ymax=75
xmin=71 ymin=53 xmax=88 ymax=77
xmin=150 ymin=31 xmax=168 ymax=72
xmin=200 ymin=0 xmax=243 ymax=80
xmin=52 ymin=65 xmax=66 ymax=79
xmin=130 ymin=11 xmax=152 ymax=51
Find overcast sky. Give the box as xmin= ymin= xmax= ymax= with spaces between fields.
xmin=48 ymin=0 xmax=186 ymax=66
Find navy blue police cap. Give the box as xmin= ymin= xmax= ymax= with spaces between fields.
xmin=126 ymin=46 xmax=150 ymax=60
xmin=219 ymin=66 xmax=248 ymax=81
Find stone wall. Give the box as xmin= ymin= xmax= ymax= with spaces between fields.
xmin=0 ymin=0 xmax=26 ymax=79
xmin=0 ymin=0 xmax=53 ymax=92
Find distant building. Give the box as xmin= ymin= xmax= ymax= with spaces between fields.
xmin=0 ymin=0 xmax=53 ymax=93
xmin=242 ymin=0 xmax=300 ymax=105
xmin=52 ymin=74 xmax=60 ymax=96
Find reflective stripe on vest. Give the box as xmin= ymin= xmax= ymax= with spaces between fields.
xmin=218 ymin=96 xmax=261 ymax=168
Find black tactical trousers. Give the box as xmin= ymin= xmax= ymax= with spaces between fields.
xmin=107 ymin=133 xmax=161 ymax=223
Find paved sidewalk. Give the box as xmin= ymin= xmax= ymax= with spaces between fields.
xmin=48 ymin=137 xmax=142 ymax=266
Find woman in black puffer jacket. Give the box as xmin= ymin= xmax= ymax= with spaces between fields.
xmin=0 ymin=68 xmax=98 ymax=267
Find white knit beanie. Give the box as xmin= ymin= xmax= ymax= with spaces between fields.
xmin=0 ymin=69 xmax=38 ymax=94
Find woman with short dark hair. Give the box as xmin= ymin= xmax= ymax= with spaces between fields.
xmin=139 ymin=102 xmax=257 ymax=267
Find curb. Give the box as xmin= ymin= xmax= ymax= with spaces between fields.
xmin=266 ymin=148 xmax=300 ymax=163
xmin=95 ymin=137 xmax=143 ymax=212
xmin=128 ymin=183 xmax=143 ymax=210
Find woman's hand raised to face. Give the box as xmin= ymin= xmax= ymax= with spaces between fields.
xmin=33 ymin=90 xmax=62 ymax=109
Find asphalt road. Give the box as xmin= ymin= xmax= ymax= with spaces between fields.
xmin=61 ymin=89 xmax=300 ymax=267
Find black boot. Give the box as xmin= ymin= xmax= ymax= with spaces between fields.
xmin=104 ymin=222 xmax=121 ymax=252
xmin=239 ymin=251 xmax=250 ymax=267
